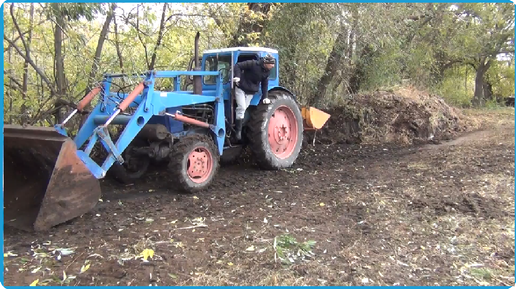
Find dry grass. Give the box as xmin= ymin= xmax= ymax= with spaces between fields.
xmin=461 ymin=107 xmax=515 ymax=130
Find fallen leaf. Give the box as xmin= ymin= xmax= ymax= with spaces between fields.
xmin=4 ymin=251 xmax=18 ymax=257
xmin=29 ymin=279 xmax=39 ymax=286
xmin=80 ymin=263 xmax=90 ymax=274
xmin=87 ymin=253 xmax=104 ymax=259
xmin=56 ymin=248 xmax=75 ymax=256
xmin=141 ymin=249 xmax=154 ymax=261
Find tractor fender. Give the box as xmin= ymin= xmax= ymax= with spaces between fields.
xmin=249 ymin=85 xmax=298 ymax=106
xmin=268 ymin=86 xmax=298 ymax=101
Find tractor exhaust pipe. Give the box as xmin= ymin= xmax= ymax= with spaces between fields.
xmin=193 ymin=32 xmax=202 ymax=95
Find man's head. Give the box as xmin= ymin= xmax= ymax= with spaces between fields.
xmin=262 ymin=53 xmax=276 ymax=70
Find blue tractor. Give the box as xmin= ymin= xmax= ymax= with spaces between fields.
xmin=3 ymin=33 xmax=330 ymax=231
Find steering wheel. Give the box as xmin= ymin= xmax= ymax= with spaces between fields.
xmin=218 ymin=67 xmax=230 ymax=84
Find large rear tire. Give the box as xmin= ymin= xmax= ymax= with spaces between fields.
xmin=168 ymin=134 xmax=220 ymax=193
xmin=246 ymin=90 xmax=303 ymax=170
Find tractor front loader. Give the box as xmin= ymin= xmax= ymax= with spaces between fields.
xmin=3 ymin=32 xmax=331 ymax=232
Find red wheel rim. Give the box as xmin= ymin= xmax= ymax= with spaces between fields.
xmin=187 ymin=146 xmax=213 ymax=183
xmin=267 ymin=105 xmax=299 ymax=159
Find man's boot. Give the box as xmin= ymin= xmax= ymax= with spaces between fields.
xmin=235 ymin=119 xmax=243 ymax=141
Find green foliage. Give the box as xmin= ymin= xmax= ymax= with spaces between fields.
xmin=262 ymin=3 xmax=338 ymax=101
xmin=486 ymin=58 xmax=515 ymax=99
xmin=433 ymin=68 xmax=475 ymax=108
xmin=47 ymin=3 xmax=103 ymax=22
xmin=274 ymin=234 xmax=316 ymax=265
xmin=360 ymin=44 xmax=404 ymax=91
xmin=3 ymin=3 xmax=515 ymax=126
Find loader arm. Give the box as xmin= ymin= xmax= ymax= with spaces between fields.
xmin=3 ymin=70 xmax=226 ymax=232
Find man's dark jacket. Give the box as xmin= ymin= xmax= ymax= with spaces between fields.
xmin=233 ymin=59 xmax=270 ymax=100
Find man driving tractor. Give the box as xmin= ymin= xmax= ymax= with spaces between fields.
xmin=232 ymin=53 xmax=276 ymax=141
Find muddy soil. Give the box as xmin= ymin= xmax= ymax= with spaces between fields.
xmin=3 ymin=107 xmax=515 ymax=286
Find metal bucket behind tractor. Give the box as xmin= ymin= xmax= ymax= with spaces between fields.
xmin=4 ymin=124 xmax=101 ymax=231
xmin=301 ymin=106 xmax=331 ymax=130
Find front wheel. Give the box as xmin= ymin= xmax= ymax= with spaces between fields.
xmin=246 ymin=90 xmax=304 ymax=170
xmin=108 ymin=139 xmax=150 ymax=184
xmin=168 ymin=134 xmax=220 ymax=193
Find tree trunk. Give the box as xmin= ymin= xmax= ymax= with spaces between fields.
xmin=113 ymin=13 xmax=124 ymax=73
xmin=148 ymin=3 xmax=168 ymax=70
xmin=53 ymin=4 xmax=67 ymax=125
xmin=348 ymin=45 xmax=377 ymax=94
xmin=7 ymin=27 xmax=14 ymax=124
xmin=472 ymin=58 xmax=491 ymax=107
xmin=79 ymin=4 xmax=116 ymax=126
xmin=483 ymin=82 xmax=493 ymax=101
xmin=87 ymin=3 xmax=115 ymax=90
xmin=311 ymin=27 xmax=348 ymax=106
xmin=20 ymin=3 xmax=34 ymax=125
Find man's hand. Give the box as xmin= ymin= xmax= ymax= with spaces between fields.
xmin=233 ymin=77 xmax=240 ymax=85
xmin=262 ymin=98 xmax=271 ymax=105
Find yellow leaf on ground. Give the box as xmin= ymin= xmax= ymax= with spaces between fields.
xmin=29 ymin=279 xmax=39 ymax=286
xmin=141 ymin=248 xmax=155 ymax=261
xmin=80 ymin=263 xmax=90 ymax=273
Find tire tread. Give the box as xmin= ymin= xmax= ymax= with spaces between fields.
xmin=246 ymin=90 xmax=303 ymax=170
xmin=168 ymin=134 xmax=220 ymax=193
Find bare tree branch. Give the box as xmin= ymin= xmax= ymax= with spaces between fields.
xmin=9 ymin=4 xmax=29 ymax=53
xmin=149 ymin=3 xmax=168 ymax=70
xmin=3 ymin=35 xmax=55 ymax=94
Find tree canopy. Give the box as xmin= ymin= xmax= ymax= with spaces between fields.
xmin=4 ymin=3 xmax=514 ymax=126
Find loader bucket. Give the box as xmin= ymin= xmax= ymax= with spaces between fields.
xmin=301 ymin=106 xmax=331 ymax=130
xmin=4 ymin=125 xmax=101 ymax=231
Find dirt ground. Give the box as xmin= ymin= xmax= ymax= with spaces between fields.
xmin=3 ymin=105 xmax=515 ymax=286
